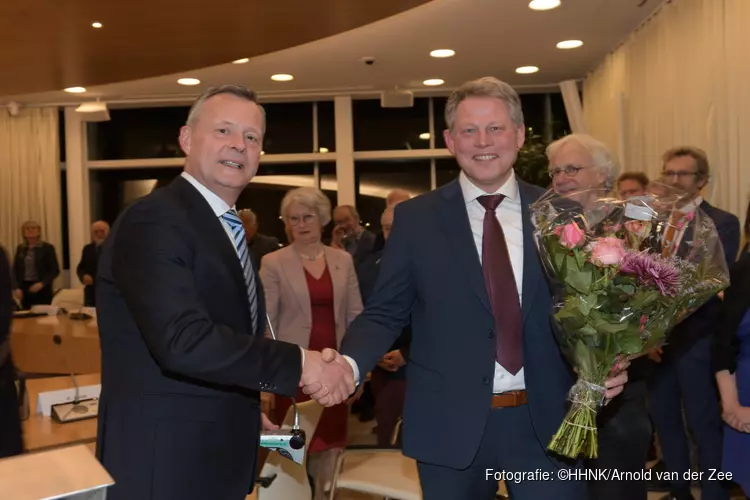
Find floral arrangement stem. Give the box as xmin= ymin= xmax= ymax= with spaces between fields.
xmin=547 ymin=379 xmax=605 ymax=459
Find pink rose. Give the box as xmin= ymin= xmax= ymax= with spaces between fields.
xmin=559 ymin=223 xmax=585 ymax=249
xmin=624 ymin=220 xmax=651 ymax=239
xmin=589 ymin=237 xmax=626 ymax=266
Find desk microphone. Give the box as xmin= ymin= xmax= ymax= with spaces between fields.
xmin=259 ymin=314 xmax=306 ymax=464
xmin=51 ymin=334 xmax=97 ymax=422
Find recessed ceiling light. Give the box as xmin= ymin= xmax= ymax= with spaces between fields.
xmin=556 ymin=40 xmax=583 ymax=49
xmin=177 ymin=78 xmax=200 ymax=86
xmin=271 ymin=74 xmax=294 ymax=82
xmin=91 ymin=22 xmax=102 ymax=28
xmin=419 ymin=132 xmax=431 ymax=140
xmin=261 ymin=151 xmax=266 ymax=155
xmin=528 ymin=0 xmax=561 ymax=10
xmin=430 ymin=49 xmax=455 ymax=58
xmin=515 ymin=66 xmax=539 ymax=74
xmin=423 ymin=78 xmax=444 ymax=86
xmin=64 ymin=87 xmax=87 ymax=93
xmin=233 ymin=58 xmax=249 ymax=64
xmin=319 ymin=147 xmax=329 ymax=153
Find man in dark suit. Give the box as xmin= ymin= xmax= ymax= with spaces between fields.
xmin=331 ymin=204 xmax=377 ymax=266
xmin=76 ymin=220 xmax=109 ymax=307
xmin=647 ymin=146 xmax=739 ymax=500
xmin=312 ymin=77 xmax=627 ymax=499
xmin=238 ymin=208 xmax=281 ymax=269
xmin=0 ymin=245 xmax=23 ymax=458
xmin=95 ymin=85 xmax=354 ymax=500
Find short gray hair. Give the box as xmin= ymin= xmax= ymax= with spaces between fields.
xmin=280 ymin=187 xmax=332 ymax=226
xmin=445 ymin=77 xmax=524 ymax=130
xmin=546 ymin=133 xmax=620 ymax=190
xmin=186 ymin=84 xmax=266 ymax=134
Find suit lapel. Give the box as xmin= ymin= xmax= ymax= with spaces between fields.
xmin=279 ymin=248 xmax=312 ymax=321
xmin=439 ymin=180 xmax=492 ymax=315
xmin=518 ymin=180 xmax=543 ymax=323
xmin=170 ymin=177 xmax=251 ymax=320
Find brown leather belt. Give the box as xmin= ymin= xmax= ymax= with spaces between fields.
xmin=491 ymin=390 xmax=527 ymax=408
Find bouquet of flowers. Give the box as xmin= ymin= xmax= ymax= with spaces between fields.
xmin=530 ymin=186 xmax=730 ymax=459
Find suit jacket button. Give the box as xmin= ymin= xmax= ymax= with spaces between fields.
xmin=487 ymin=329 xmax=494 ymax=339
xmin=482 ymin=376 xmax=491 ymax=385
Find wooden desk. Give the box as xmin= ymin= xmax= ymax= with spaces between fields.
xmin=11 ymin=315 xmax=100 ymax=374
xmin=23 ymin=373 xmax=100 ymax=453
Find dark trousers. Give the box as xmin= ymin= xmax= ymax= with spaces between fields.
xmin=417 ymin=405 xmax=588 ymax=500
xmin=20 ymin=281 xmax=53 ymax=310
xmin=370 ymin=369 xmax=406 ymax=446
xmin=648 ymin=335 xmax=729 ymax=500
xmin=586 ymin=385 xmax=652 ymax=500
xmin=0 ymin=361 xmax=23 ymax=458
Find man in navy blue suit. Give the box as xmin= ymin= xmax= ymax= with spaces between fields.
xmin=311 ymin=77 xmax=628 ymax=499
xmin=647 ymin=146 xmax=739 ymax=500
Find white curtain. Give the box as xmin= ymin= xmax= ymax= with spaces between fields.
xmin=0 ymin=107 xmax=62 ymax=282
xmin=583 ymin=0 xmax=750 ymax=229
xmin=559 ymin=79 xmax=588 ymax=134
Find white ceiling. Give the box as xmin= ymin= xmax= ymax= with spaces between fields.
xmin=6 ymin=0 xmax=664 ymax=107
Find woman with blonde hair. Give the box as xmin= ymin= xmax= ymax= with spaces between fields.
xmin=12 ymin=221 xmax=60 ymax=309
xmin=260 ymin=187 xmax=362 ymax=498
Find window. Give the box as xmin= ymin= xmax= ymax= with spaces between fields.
xmin=432 ymin=96 xmax=449 ymax=149
xmin=261 ymin=103 xmax=314 ymax=154
xmin=550 ymin=93 xmax=571 ymax=139
xmin=317 ymin=101 xmax=336 ymax=153
xmin=353 ymin=98 xmax=430 ymax=151
xmin=355 ymin=160 xmax=432 ymax=232
xmin=435 ymin=158 xmax=460 ymax=188
xmin=90 ymin=167 xmax=182 ymax=223
xmin=88 ymin=107 xmax=189 ymax=160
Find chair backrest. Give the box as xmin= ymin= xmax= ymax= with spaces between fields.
xmin=256 ymin=399 xmax=324 ymax=500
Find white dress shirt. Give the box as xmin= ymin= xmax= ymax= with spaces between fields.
xmin=180 ymin=172 xmax=238 ymax=257
xmin=459 ymin=171 xmax=526 ymax=393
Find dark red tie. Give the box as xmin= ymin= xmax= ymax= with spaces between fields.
xmin=477 ymin=195 xmax=523 ymax=375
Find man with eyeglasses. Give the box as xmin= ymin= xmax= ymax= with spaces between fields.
xmin=648 ymin=146 xmax=739 ymax=500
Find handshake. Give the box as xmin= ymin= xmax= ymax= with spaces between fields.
xmin=300 ymin=348 xmax=357 ymax=407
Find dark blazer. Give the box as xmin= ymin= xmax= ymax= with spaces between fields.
xmin=12 ymin=241 xmax=59 ymax=289
xmin=76 ymin=242 xmax=101 ymax=306
xmin=713 ymin=250 xmax=750 ymax=373
xmin=340 ymin=178 xmax=574 ymax=470
xmin=95 ymin=176 xmax=302 ymax=500
xmin=248 ymin=232 xmax=281 ymax=270
xmin=348 ymin=228 xmax=377 ymax=265
xmin=665 ymin=201 xmax=740 ymax=359
xmin=0 ymin=245 xmax=23 ymax=458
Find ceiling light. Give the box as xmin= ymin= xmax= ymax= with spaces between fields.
xmin=515 ymin=66 xmax=539 ymax=74
xmin=319 ymin=147 xmax=329 ymax=153
xmin=261 ymin=151 xmax=265 ymax=155
xmin=64 ymin=87 xmax=87 ymax=93
xmin=423 ymin=78 xmax=444 ymax=86
xmin=528 ymin=0 xmax=561 ymax=10
xmin=430 ymin=49 xmax=455 ymax=58
xmin=556 ymin=40 xmax=583 ymax=49
xmin=177 ymin=78 xmax=200 ymax=86
xmin=271 ymin=74 xmax=294 ymax=82
xmin=91 ymin=22 xmax=102 ymax=28
xmin=419 ymin=133 xmax=431 ymax=140
xmin=233 ymin=58 xmax=249 ymax=64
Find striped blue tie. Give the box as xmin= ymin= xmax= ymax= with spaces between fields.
xmin=220 ymin=209 xmax=259 ymax=330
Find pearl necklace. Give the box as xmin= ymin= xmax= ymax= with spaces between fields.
xmin=298 ymin=246 xmax=324 ymax=261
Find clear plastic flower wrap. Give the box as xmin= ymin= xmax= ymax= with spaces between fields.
xmin=530 ymin=184 xmax=730 ymax=459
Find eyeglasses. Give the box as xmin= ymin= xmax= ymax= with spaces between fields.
xmin=288 ymin=213 xmax=317 ymax=226
xmin=662 ymin=170 xmax=698 ymax=179
xmin=548 ymin=165 xmax=592 ymax=179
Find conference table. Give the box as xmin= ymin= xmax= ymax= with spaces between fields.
xmin=11 ymin=314 xmax=101 ymax=375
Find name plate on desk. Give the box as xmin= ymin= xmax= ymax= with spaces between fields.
xmin=37 ymin=384 xmax=101 ymax=417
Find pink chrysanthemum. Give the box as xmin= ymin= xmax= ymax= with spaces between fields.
xmin=620 ymin=252 xmax=681 ymax=296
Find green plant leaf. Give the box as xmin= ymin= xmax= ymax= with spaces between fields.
xmin=564 ymin=255 xmax=592 ymax=294
xmin=577 ymin=293 xmax=598 ymax=316
xmin=615 ymin=331 xmax=644 ymax=355
xmin=574 ymin=248 xmax=586 ymax=270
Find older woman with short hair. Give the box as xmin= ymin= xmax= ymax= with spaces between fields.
xmin=12 ymin=220 xmax=60 ymax=309
xmin=260 ymin=187 xmax=363 ymax=499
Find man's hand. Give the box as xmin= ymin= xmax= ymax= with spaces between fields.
xmin=377 ymin=350 xmax=406 ymax=372
xmin=603 ymin=359 xmax=630 ymax=404
xmin=13 ymin=289 xmax=22 ymax=301
xmin=28 ymin=282 xmax=43 ymax=293
xmin=646 ymin=347 xmax=663 ymax=363
xmin=300 ymin=348 xmax=355 ymax=407
xmin=722 ymin=405 xmax=750 ymax=433
xmin=82 ymin=274 xmax=94 ymax=286
xmin=331 ymin=225 xmax=347 ymax=249
xmin=261 ymin=413 xmax=280 ymax=431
